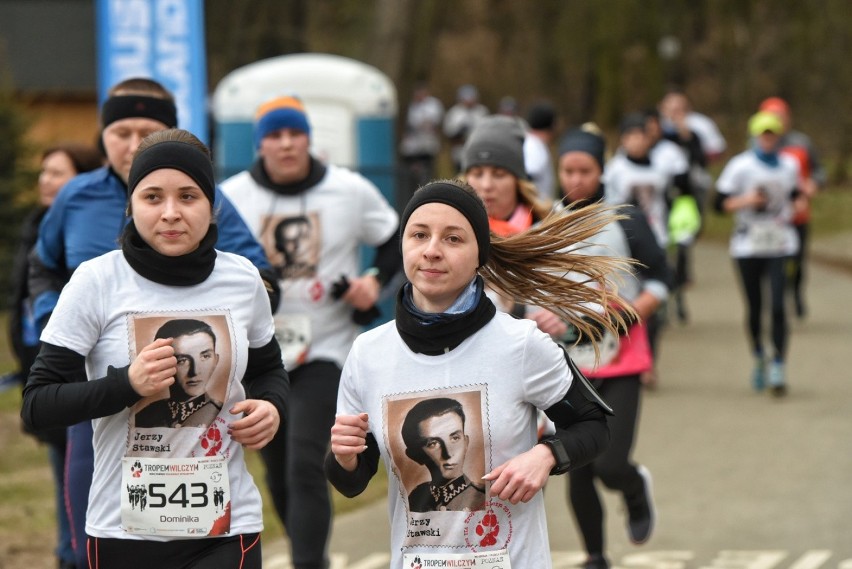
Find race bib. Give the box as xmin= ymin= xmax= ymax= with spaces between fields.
xmin=274 ymin=313 xmax=311 ymax=369
xmin=121 ymin=456 xmax=230 ymax=537
xmin=750 ymin=220 xmax=785 ymax=255
xmin=565 ymin=328 xmax=620 ymax=371
xmin=403 ymin=548 xmax=510 ymax=568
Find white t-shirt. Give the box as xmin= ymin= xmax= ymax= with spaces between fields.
xmin=524 ymin=133 xmax=556 ymax=200
xmin=650 ymin=138 xmax=689 ymax=179
xmin=337 ymin=312 xmax=572 ymax=568
xmin=220 ymin=165 xmax=399 ymax=369
xmin=716 ymin=151 xmax=800 ymax=258
xmin=603 ymin=153 xmax=672 ymax=248
xmin=41 ymin=250 xmax=275 ymax=540
xmin=687 ymin=111 xmax=727 ymax=157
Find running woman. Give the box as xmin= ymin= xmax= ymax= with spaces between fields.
xmin=326 ymin=179 xmax=632 ymax=568
xmin=22 ymin=129 xmax=289 ymax=568
xmin=714 ymin=110 xmax=802 ymax=395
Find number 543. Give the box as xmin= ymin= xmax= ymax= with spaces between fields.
xmin=148 ymin=483 xmax=208 ymax=508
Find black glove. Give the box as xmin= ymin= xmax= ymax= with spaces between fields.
xmin=330 ymin=275 xmax=382 ymax=326
xmin=258 ymin=268 xmax=281 ymax=314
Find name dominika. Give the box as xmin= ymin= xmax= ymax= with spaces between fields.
xmin=160 ymin=515 xmax=200 ymax=523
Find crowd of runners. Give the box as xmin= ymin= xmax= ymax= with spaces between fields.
xmin=3 ymin=75 xmax=825 ymax=569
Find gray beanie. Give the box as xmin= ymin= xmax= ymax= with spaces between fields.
xmin=461 ymin=115 xmax=528 ymax=180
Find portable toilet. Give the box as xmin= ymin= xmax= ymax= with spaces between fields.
xmin=211 ymin=53 xmax=397 ymax=206
xmin=211 ymin=53 xmax=399 ymax=322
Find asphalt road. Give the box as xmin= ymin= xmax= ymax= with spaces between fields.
xmin=264 ymin=238 xmax=852 ymax=569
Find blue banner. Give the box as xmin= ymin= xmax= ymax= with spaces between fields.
xmin=95 ymin=0 xmax=208 ymax=143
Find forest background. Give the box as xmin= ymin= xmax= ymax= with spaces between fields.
xmin=2 ymin=0 xmax=852 ymax=297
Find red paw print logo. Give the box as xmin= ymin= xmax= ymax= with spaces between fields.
xmin=130 ymin=460 xmax=142 ymax=478
xmin=200 ymin=426 xmax=223 ymax=456
xmin=310 ymin=280 xmax=324 ymax=302
xmin=475 ymin=509 xmax=500 ymax=547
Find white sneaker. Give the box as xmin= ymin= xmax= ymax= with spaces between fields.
xmin=625 ymin=465 xmax=655 ymax=544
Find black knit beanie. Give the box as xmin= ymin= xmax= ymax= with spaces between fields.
xmin=461 ymin=115 xmax=527 ymax=180
xmin=619 ymin=112 xmax=648 ymax=134
xmin=558 ymin=128 xmax=607 ymax=171
xmin=399 ymin=181 xmax=491 ymax=267
xmin=526 ymin=102 xmax=556 ymax=131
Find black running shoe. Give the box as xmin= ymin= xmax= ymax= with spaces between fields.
xmin=582 ymin=554 xmax=610 ymax=569
xmin=624 ymin=465 xmax=655 ymax=544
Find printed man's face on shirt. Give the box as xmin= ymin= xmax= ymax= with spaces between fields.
xmin=417 ymin=411 xmax=469 ymax=484
xmin=172 ymin=332 xmax=219 ymax=399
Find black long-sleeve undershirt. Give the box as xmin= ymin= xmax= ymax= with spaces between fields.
xmin=242 ymin=338 xmax=289 ymax=423
xmin=371 ymin=228 xmax=402 ymax=287
xmin=543 ymin=374 xmax=611 ymax=472
xmin=324 ymin=432 xmax=381 ymax=498
xmin=21 ymin=343 xmax=140 ymax=430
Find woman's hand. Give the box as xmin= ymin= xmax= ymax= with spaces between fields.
xmin=527 ymin=309 xmax=568 ymax=338
xmin=128 ymin=338 xmax=176 ymax=397
xmin=482 ymin=444 xmax=555 ymax=504
xmin=330 ymin=413 xmax=370 ymax=471
xmin=342 ymin=275 xmax=380 ymax=311
xmin=726 ymin=188 xmax=768 ymax=212
xmin=228 ymin=399 xmax=280 ymax=450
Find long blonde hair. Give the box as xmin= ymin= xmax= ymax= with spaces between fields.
xmin=517 ymin=178 xmax=553 ymax=221
xmin=474 ymin=187 xmax=636 ymax=349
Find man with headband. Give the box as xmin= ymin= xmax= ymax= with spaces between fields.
xmin=28 ymin=77 xmax=273 ymax=569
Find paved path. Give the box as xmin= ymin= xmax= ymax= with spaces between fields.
xmin=264 ymin=238 xmax=852 ymax=569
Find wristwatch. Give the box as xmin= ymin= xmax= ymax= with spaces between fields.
xmin=539 ymin=436 xmax=572 ymax=475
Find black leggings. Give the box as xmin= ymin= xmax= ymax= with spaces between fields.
xmin=259 ymin=360 xmax=340 ymax=569
xmin=788 ymin=222 xmax=809 ymax=301
xmin=735 ymin=256 xmax=788 ymax=360
xmin=568 ymin=375 xmax=644 ymax=556
xmin=86 ymin=533 xmax=261 ymax=569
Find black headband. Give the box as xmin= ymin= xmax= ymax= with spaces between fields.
xmin=558 ymin=128 xmax=606 ymax=170
xmin=400 ymin=181 xmax=490 ymax=266
xmin=127 ymin=140 xmax=215 ymax=205
xmin=101 ymin=95 xmax=178 ymax=129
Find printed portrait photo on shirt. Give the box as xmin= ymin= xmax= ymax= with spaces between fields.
xmin=129 ymin=313 xmax=233 ymax=431
xmin=385 ymin=389 xmax=487 ymax=514
xmin=260 ymin=212 xmax=321 ymax=280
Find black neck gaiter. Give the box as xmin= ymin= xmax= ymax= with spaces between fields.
xmin=395 ymin=278 xmax=497 ymax=356
xmin=121 ymin=221 xmax=218 ymax=286
xmin=249 ymin=156 xmax=327 ymax=196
